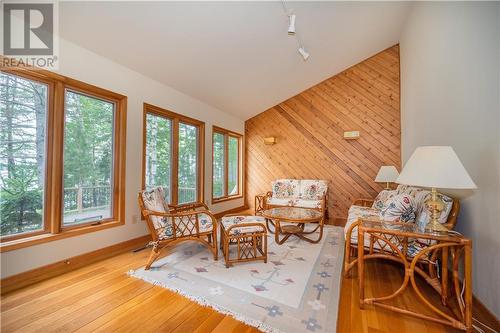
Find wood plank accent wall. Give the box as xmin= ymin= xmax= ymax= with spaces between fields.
xmin=245 ymin=45 xmax=401 ymax=219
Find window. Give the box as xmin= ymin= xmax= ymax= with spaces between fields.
xmin=62 ymin=90 xmax=115 ymax=226
xmin=0 ymin=69 xmax=126 ymax=250
xmin=142 ymin=104 xmax=204 ymax=206
xmin=212 ymin=126 xmax=242 ymax=203
xmin=0 ymin=73 xmax=49 ymax=238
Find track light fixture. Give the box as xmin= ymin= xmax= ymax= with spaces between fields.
xmin=298 ymin=47 xmax=310 ymax=61
xmin=288 ymin=14 xmax=296 ymax=35
xmin=281 ymin=0 xmax=310 ymax=61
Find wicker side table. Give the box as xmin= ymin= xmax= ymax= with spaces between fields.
xmin=220 ymin=215 xmax=268 ymax=268
xmin=357 ymin=219 xmax=472 ymax=332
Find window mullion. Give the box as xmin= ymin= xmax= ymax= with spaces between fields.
xmin=224 ymin=134 xmax=229 ymax=197
xmin=171 ymin=118 xmax=179 ymax=205
xmin=50 ymin=81 xmax=65 ymax=234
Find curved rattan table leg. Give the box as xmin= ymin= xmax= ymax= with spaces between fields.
xmin=297 ymin=224 xmax=324 ymax=243
xmin=266 ymin=218 xmax=276 ymax=234
xmin=362 ymin=233 xmax=410 ymax=303
xmin=409 ymin=243 xmax=467 ymax=330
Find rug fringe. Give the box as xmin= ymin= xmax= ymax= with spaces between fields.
xmin=127 ymin=269 xmax=286 ymax=333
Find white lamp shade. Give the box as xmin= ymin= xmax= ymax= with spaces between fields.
xmin=374 ymin=166 xmax=399 ymax=183
xmin=397 ymin=146 xmax=477 ymax=189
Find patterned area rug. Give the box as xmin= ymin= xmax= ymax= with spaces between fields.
xmin=129 ymin=225 xmax=344 ymax=333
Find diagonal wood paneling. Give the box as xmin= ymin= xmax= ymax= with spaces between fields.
xmin=245 ymin=45 xmax=401 ymax=219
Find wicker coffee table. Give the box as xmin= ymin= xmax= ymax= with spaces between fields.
xmin=261 ymin=207 xmax=324 ymax=244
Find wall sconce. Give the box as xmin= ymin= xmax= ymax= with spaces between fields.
xmin=264 ymin=137 xmax=277 ymax=145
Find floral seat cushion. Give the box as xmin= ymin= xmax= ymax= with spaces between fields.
xmin=293 ymin=199 xmax=323 ymax=209
xmin=267 ymin=197 xmax=295 ymax=207
xmin=221 ymin=215 xmax=266 ymax=236
xmin=344 ymin=205 xmax=380 ymax=245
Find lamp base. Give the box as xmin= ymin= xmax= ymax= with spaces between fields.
xmin=424 ymin=188 xmax=448 ymax=233
xmin=425 ymin=218 xmax=449 ymax=233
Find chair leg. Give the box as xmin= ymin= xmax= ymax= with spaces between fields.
xmin=212 ymin=229 xmax=218 ymax=261
xmin=145 ymin=246 xmax=162 ymax=270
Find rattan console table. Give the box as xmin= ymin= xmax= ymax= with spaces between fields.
xmin=357 ymin=219 xmax=472 ymax=332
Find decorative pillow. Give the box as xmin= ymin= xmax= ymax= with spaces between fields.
xmin=272 ymin=179 xmax=299 ymax=198
xmin=379 ymin=194 xmax=417 ymax=223
xmin=300 ymin=179 xmax=328 ymax=200
xmin=372 ymin=190 xmax=397 ymax=210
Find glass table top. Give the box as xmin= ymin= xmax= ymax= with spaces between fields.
xmin=261 ymin=207 xmax=322 ymax=221
xmin=360 ymin=218 xmax=464 ymax=240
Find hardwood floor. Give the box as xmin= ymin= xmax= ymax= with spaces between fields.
xmin=1 ymin=241 xmax=498 ymax=332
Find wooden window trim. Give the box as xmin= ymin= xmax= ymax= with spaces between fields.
xmin=0 ymin=67 xmax=127 ymax=253
xmin=211 ymin=126 xmax=243 ymax=204
xmin=142 ymin=103 xmax=205 ymax=206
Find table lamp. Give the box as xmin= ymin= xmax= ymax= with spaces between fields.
xmin=396 ymin=146 xmax=476 ymax=232
xmin=375 ymin=166 xmax=399 ymax=189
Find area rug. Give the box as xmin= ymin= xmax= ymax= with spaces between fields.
xmin=128 ymin=225 xmax=344 ymax=333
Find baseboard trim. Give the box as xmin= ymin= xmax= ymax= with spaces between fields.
xmin=214 ymin=205 xmax=249 ymax=219
xmin=0 ymin=234 xmax=151 ymax=295
xmin=472 ymin=294 xmax=500 ymax=330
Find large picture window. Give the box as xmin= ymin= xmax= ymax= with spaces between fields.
xmin=0 ymin=69 xmax=127 ymax=250
xmin=143 ymin=104 xmax=204 ymax=206
xmin=212 ymin=126 xmax=242 ymax=203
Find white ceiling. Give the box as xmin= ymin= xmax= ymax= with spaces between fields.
xmin=60 ymin=2 xmax=412 ymax=120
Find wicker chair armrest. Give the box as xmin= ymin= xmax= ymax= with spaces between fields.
xmin=143 ymin=209 xmax=215 ymax=223
xmin=169 ymin=202 xmax=209 ymax=212
xmin=345 ymin=219 xmax=360 ymax=242
xmin=225 ymin=222 xmax=267 ymax=234
xmin=352 ymin=198 xmax=374 ymax=207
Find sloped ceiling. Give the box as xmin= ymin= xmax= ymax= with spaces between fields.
xmin=60 ymin=1 xmax=411 ymax=120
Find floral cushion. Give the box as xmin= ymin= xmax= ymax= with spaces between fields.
xmin=272 ymin=179 xmax=300 ymax=198
xmin=372 ymin=189 xmax=397 ymax=210
xmin=379 ymin=194 xmax=417 ymax=223
xmin=221 ymin=215 xmax=266 ymax=236
xmin=293 ymin=199 xmax=323 ymax=209
xmin=140 ymin=187 xmax=170 ymax=230
xmin=299 ymin=180 xmax=328 ymax=200
xmin=158 ymin=213 xmax=214 ymax=240
xmin=344 ymin=205 xmax=380 ymax=243
xmin=396 ymin=185 xmax=453 ymax=224
xmin=267 ymin=197 xmax=295 ymax=207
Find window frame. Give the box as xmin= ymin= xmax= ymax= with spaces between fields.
xmin=142 ymin=103 xmax=205 ymax=206
xmin=0 ymin=67 xmax=127 ymax=252
xmin=211 ymin=126 xmax=243 ymax=204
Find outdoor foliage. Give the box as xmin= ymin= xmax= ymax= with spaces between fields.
xmin=144 ymin=116 xmax=199 ymax=204
xmin=0 ymin=73 xmax=47 ymax=236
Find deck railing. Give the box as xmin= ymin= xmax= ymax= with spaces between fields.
xmin=63 ymin=185 xmax=197 ymax=213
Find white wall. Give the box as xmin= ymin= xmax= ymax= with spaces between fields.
xmin=400 ymin=2 xmax=500 ymax=316
xmin=0 ymin=39 xmax=245 ymax=278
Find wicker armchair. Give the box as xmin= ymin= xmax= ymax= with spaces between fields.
xmin=138 ymin=187 xmax=218 ymax=270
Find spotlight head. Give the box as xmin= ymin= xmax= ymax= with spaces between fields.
xmin=288 ymin=14 xmax=296 ymax=35
xmin=298 ymin=47 xmax=309 ymax=61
